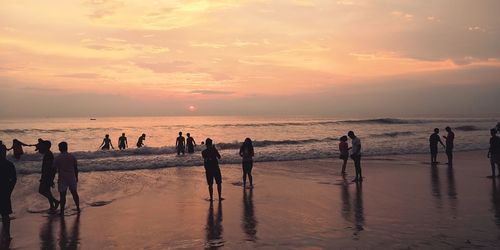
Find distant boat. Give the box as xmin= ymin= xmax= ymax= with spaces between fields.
xmin=90 ymin=118 xmax=97 ymax=120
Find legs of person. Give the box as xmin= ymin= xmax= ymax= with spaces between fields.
xmin=206 ymin=171 xmax=214 ymax=201
xmin=69 ymin=186 xmax=80 ymax=212
xmin=491 ymin=158 xmax=497 ymax=177
xmin=356 ymin=156 xmax=362 ymax=180
xmin=242 ymin=165 xmax=247 ymax=187
xmin=59 ymin=191 xmax=67 ymax=215
xmin=446 ymin=149 xmax=453 ymax=165
xmin=247 ymin=162 xmax=253 ymax=186
xmin=341 ymin=159 xmax=347 ymax=174
xmin=215 ymin=168 xmax=223 ymax=200
xmin=39 ymin=183 xmax=57 ymax=209
xmin=208 ymin=185 xmax=214 ymax=201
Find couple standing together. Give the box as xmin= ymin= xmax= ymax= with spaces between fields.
xmin=339 ymin=131 xmax=362 ymax=182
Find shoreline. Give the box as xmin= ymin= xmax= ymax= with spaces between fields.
xmin=3 ymin=149 xmax=499 ymax=249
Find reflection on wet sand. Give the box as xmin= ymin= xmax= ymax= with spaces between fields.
xmin=430 ymin=165 xmax=442 ymax=209
xmin=59 ymin=214 xmax=80 ymax=250
xmin=40 ymin=215 xmax=80 ymax=250
xmin=205 ymin=201 xmax=224 ymax=249
xmin=0 ymin=218 xmax=11 ymax=249
xmin=340 ymin=176 xmax=364 ymax=239
xmin=430 ymin=164 xmax=459 ymax=212
xmin=491 ymin=179 xmax=500 ymax=227
xmin=242 ymin=189 xmax=257 ymax=242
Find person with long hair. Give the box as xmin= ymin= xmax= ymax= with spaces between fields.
xmin=239 ymin=138 xmax=255 ymax=188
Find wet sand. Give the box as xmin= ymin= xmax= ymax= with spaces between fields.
xmin=2 ymin=150 xmax=500 ymax=249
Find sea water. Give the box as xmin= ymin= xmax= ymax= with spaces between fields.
xmin=0 ymin=116 xmax=498 ymax=174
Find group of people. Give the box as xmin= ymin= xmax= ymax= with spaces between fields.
xmin=338 ymin=131 xmax=363 ymax=182
xmin=429 ymin=127 xmax=455 ymax=165
xmin=175 ymin=132 xmax=197 ymax=155
xmin=99 ymin=133 xmax=147 ymax=150
xmin=0 ymin=140 xmax=80 ymax=222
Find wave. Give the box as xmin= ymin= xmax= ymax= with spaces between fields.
xmin=454 ymin=125 xmax=482 ymax=131
xmin=370 ymin=131 xmax=415 ymax=138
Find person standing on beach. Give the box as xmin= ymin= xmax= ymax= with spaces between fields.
xmin=348 ymin=131 xmax=362 ymax=182
xmin=443 ymin=127 xmax=455 ymax=166
xmin=176 ymin=132 xmax=186 ymax=155
xmin=339 ymin=136 xmax=350 ymax=175
xmin=118 ymin=133 xmax=128 ymax=150
xmin=38 ymin=140 xmax=59 ymax=211
xmin=488 ymin=129 xmax=500 ymax=177
xmin=137 ymin=133 xmax=146 ymax=148
xmin=54 ymin=142 xmax=80 ymax=216
xmin=202 ymin=138 xmax=223 ymax=201
xmin=0 ymin=145 xmax=16 ymax=223
xmin=239 ymin=138 xmax=255 ymax=188
xmin=7 ymin=139 xmax=30 ymax=160
xmin=99 ymin=134 xmax=114 ymax=150
xmin=429 ymin=128 xmax=445 ymax=164
xmin=186 ymin=133 xmax=197 ymax=154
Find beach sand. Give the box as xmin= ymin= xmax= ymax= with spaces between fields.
xmin=2 ymin=150 xmax=500 ymax=249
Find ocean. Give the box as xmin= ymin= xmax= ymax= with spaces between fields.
xmin=0 ymin=116 xmax=498 ymax=174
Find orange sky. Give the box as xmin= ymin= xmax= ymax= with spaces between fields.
xmin=1 ymin=0 xmax=500 ymax=116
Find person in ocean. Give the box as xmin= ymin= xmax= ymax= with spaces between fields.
xmin=488 ymin=128 xmax=500 ymax=177
xmin=429 ymin=128 xmax=445 ymax=164
xmin=38 ymin=140 xmax=59 ymax=211
xmin=202 ymin=138 xmax=223 ymax=201
xmin=137 ymin=133 xmax=146 ymax=148
xmin=443 ymin=127 xmax=455 ymax=166
xmin=186 ymin=133 xmax=197 ymax=154
xmin=54 ymin=142 xmax=80 ymax=215
xmin=118 ymin=133 xmax=128 ymax=150
xmin=176 ymin=132 xmax=186 ymax=155
xmin=7 ymin=139 xmax=30 ymax=160
xmin=99 ymin=134 xmax=114 ymax=150
xmin=348 ymin=131 xmax=362 ymax=182
xmin=339 ymin=136 xmax=350 ymax=175
xmin=32 ymin=138 xmax=44 ymax=152
xmin=239 ymin=138 xmax=255 ymax=188
xmin=0 ymin=144 xmax=16 ymax=224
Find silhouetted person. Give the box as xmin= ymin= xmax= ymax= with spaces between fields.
xmin=242 ymin=189 xmax=257 ymax=242
xmin=348 ymin=131 xmax=362 ymax=182
xmin=176 ymin=132 xmax=185 ymax=155
xmin=0 ymin=145 xmax=16 ymax=225
xmin=137 ymin=133 xmax=146 ymax=148
xmin=118 ymin=133 xmax=128 ymax=150
xmin=239 ymin=138 xmax=255 ymax=188
xmin=339 ymin=135 xmax=350 ymax=175
xmin=186 ymin=133 xmax=197 ymax=154
xmin=443 ymin=127 xmax=455 ymax=166
xmin=205 ymin=201 xmax=224 ymax=248
xmin=54 ymin=142 xmax=80 ymax=216
xmin=202 ymin=138 xmax=223 ymax=201
xmin=33 ymin=138 xmax=44 ymax=152
xmin=429 ymin=128 xmax=445 ymax=164
xmin=99 ymin=134 xmax=114 ymax=150
xmin=38 ymin=140 xmax=59 ymax=211
xmin=488 ymin=128 xmax=500 ymax=177
xmin=7 ymin=139 xmax=30 ymax=159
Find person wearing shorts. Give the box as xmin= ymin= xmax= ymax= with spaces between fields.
xmin=54 ymin=142 xmax=80 ymax=216
xmin=202 ymin=138 xmax=223 ymax=201
xmin=239 ymin=138 xmax=254 ymax=188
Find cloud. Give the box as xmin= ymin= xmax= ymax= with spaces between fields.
xmin=136 ymin=61 xmax=192 ymax=73
xmin=190 ymin=90 xmax=234 ymax=95
xmin=55 ymin=73 xmax=101 ymax=79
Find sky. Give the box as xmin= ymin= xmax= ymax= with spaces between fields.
xmin=1 ymin=0 xmax=499 ymax=117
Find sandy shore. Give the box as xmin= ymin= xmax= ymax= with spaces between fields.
xmin=2 ymin=150 xmax=500 ymax=249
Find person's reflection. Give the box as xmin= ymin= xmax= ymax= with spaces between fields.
xmin=242 ymin=189 xmax=257 ymax=242
xmin=39 ymin=216 xmax=56 ymax=250
xmin=0 ymin=217 xmax=12 ymax=249
xmin=205 ymin=201 xmax=224 ymax=248
xmin=446 ymin=166 xmax=458 ymax=213
xmin=430 ymin=164 xmax=442 ymax=209
xmin=340 ymin=176 xmax=364 ymax=239
xmin=491 ymin=179 xmax=500 ymax=227
xmin=340 ymin=176 xmax=352 ymax=223
xmin=59 ymin=214 xmax=80 ymax=250
xmin=353 ymin=181 xmax=365 ymax=235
